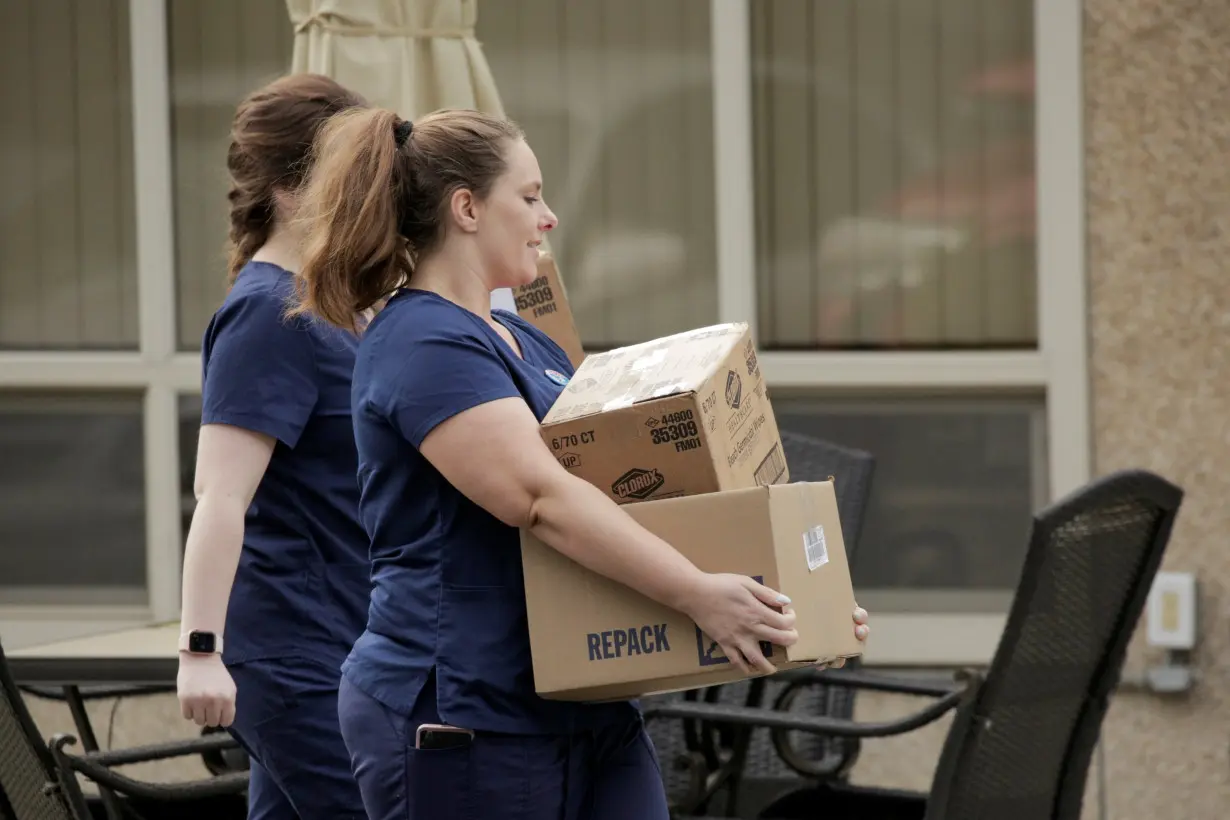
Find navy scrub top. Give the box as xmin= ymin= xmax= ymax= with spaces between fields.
xmin=341 ymin=289 xmax=636 ymax=735
xmin=200 ymin=261 xmax=370 ymax=669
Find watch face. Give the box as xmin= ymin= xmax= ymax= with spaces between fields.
xmin=188 ymin=631 xmax=216 ymax=654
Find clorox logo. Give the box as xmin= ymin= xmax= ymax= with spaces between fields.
xmin=611 ymin=468 xmax=665 ymax=500
xmin=725 ymin=370 xmax=743 ymax=409
xmin=544 ymin=369 xmax=570 ymax=386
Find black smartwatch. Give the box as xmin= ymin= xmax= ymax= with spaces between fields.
xmin=179 ymin=630 xmax=223 ymax=655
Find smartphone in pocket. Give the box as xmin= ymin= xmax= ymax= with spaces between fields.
xmin=415 ymin=723 xmax=475 ymax=751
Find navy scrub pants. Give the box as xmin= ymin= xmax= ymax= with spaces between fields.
xmin=336 ymin=674 xmax=671 ymax=820
xmin=226 ymin=657 xmax=367 ymax=820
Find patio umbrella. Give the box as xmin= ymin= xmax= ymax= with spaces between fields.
xmin=285 ymin=0 xmax=520 ymax=310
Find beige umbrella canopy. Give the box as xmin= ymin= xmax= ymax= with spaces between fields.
xmin=287 ymin=0 xmax=506 ymax=116
xmin=285 ymin=0 xmax=521 ymax=308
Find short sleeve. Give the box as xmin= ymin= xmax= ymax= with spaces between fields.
xmin=200 ymin=291 xmax=319 ymax=448
xmin=377 ymin=329 xmax=522 ymax=448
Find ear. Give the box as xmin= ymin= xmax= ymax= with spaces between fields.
xmin=449 ymin=188 xmax=480 ymax=234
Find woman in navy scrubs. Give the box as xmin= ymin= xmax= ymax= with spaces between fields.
xmin=290 ymin=107 xmax=871 ymax=819
xmin=176 ymin=74 xmax=370 ymax=820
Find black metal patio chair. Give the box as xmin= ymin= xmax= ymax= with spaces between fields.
xmin=643 ymin=468 xmax=1184 ymax=820
xmin=1 ymin=639 xmax=248 ymax=820
xmin=643 ymin=432 xmax=876 ymax=817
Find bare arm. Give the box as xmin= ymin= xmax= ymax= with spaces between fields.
xmin=419 ymin=398 xmax=703 ymax=608
xmin=179 ymin=423 xmax=276 ymax=643
xmin=418 ymin=397 xmax=797 ymax=672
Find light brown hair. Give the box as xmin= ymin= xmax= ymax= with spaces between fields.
xmin=291 ymin=107 xmax=524 ymax=333
xmin=225 ymin=73 xmax=368 ymax=284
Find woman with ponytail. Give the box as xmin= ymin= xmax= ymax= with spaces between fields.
xmin=292 ymin=106 xmax=871 ymax=820
xmin=176 ymin=74 xmax=369 ymax=820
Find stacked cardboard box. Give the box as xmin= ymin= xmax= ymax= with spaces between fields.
xmin=511 ymin=252 xmax=585 ymax=368
xmin=519 ymin=321 xmax=862 ymax=700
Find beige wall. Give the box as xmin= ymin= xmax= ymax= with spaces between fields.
xmin=1082 ymin=0 xmax=1230 ymax=815
xmin=20 ymin=1 xmax=1230 ymax=814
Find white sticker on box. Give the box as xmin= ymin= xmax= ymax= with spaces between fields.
xmin=803 ymin=526 xmax=828 ymax=572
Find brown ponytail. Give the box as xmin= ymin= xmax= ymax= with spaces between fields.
xmin=224 ymin=73 xmax=367 ymax=284
xmin=291 ymin=108 xmax=413 ymax=334
xmin=292 ymin=107 xmax=526 ymax=333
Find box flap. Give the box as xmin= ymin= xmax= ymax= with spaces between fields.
xmin=544 ymin=324 xmax=748 ymax=424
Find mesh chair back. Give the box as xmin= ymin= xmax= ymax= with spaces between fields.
xmin=0 ymin=643 xmax=75 ymax=819
xmin=645 ymin=434 xmax=876 ymax=807
xmin=925 ymin=470 xmax=1183 ymax=820
xmin=778 ymin=431 xmax=874 ymax=552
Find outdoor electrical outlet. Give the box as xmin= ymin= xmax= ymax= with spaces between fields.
xmin=1143 ymin=572 xmax=1199 ymax=695
xmin=1146 ymin=571 xmax=1197 ymax=651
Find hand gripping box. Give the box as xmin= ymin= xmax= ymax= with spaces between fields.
xmin=513 ymin=251 xmax=586 ymax=369
xmin=539 ymin=323 xmax=787 ymax=505
xmin=521 ymin=480 xmax=863 ymax=701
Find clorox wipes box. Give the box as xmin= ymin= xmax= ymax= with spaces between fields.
xmin=537 ymin=323 xmax=787 ymax=505
xmin=521 ymin=480 xmax=863 ymax=700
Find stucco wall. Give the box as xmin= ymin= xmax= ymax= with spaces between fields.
xmin=1080 ymin=0 xmax=1230 ymax=815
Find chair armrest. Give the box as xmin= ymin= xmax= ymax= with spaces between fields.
xmin=52 ymin=731 xmax=240 ymax=767
xmin=641 ymin=686 xmax=965 ymax=738
xmin=68 ymin=761 xmax=248 ymax=802
xmin=771 ymin=667 xmax=965 ymax=698
xmin=50 ymin=734 xmax=249 ymax=802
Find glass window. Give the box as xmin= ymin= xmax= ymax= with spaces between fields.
xmin=168 ymin=0 xmax=719 ymax=351
xmin=773 ymin=394 xmax=1046 ymax=613
xmin=0 ymin=392 xmax=146 ymax=606
xmin=0 ymin=0 xmax=138 ymax=350
xmin=752 ymin=0 xmax=1036 ymax=350
xmin=169 ymin=0 xmax=294 ymax=349
xmin=479 ymin=0 xmax=718 ymax=348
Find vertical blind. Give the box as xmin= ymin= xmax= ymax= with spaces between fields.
xmin=3 ymin=0 xmax=1036 ymax=354
xmin=170 ymin=0 xmax=295 ymax=350
xmin=0 ymin=0 xmax=137 ymax=350
xmin=171 ymin=0 xmax=717 ymax=351
xmin=753 ymin=0 xmax=1036 ymax=350
xmin=479 ymin=0 xmax=718 ymax=348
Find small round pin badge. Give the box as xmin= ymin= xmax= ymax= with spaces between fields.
xmin=544 ymin=369 xmax=570 ymax=386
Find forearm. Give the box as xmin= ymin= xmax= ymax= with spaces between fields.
xmin=179 ymin=495 xmax=248 ymax=637
xmin=528 ymin=474 xmax=705 ymax=613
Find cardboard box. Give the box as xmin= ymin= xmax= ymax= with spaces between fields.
xmin=513 ymin=252 xmax=585 ymax=369
xmin=540 ymin=323 xmax=787 ymax=505
xmin=522 ymin=480 xmax=862 ymax=701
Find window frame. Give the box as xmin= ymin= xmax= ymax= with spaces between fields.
xmin=0 ymin=0 xmax=1088 ymax=666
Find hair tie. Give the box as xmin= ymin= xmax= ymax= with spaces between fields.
xmin=393 ymin=119 xmax=413 ymax=147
